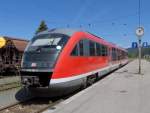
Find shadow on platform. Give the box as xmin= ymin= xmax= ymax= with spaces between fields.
xmin=15 ymin=87 xmax=32 ymax=102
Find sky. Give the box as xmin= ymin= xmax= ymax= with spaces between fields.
xmin=0 ymin=0 xmax=149 ymax=48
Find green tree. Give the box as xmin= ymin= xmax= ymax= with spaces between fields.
xmin=35 ymin=20 xmax=48 ymax=34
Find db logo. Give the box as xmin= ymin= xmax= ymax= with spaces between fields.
xmin=31 ymin=63 xmax=37 ymax=67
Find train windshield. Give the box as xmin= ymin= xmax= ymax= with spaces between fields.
xmin=31 ymin=38 xmax=61 ymax=46
xmin=22 ymin=33 xmax=70 ymax=69
xmin=25 ymin=33 xmax=69 ymax=52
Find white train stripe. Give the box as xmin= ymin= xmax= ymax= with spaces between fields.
xmin=50 ymin=63 xmax=121 ymax=84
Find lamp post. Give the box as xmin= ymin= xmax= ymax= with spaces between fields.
xmin=135 ymin=27 xmax=144 ymax=74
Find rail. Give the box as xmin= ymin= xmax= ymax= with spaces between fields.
xmin=0 ymin=82 xmax=21 ymax=92
xmin=0 ymin=97 xmax=63 ymax=113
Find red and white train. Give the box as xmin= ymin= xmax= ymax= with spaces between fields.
xmin=21 ymin=28 xmax=128 ymax=96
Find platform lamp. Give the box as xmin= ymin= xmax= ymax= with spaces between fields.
xmin=135 ymin=27 xmax=144 ymax=74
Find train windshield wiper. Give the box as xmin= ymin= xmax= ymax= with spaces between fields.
xmin=35 ymin=45 xmax=57 ymax=52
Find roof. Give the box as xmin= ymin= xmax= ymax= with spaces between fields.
xmin=2 ymin=36 xmax=29 ymax=52
xmin=11 ymin=39 xmax=28 ymax=52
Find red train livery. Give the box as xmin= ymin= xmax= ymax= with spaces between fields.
xmin=21 ymin=28 xmax=128 ymax=96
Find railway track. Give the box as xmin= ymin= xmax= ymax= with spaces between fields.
xmin=0 ymin=82 xmax=21 ymax=92
xmin=0 ymin=63 xmax=129 ymax=113
xmin=0 ymin=84 xmax=84 ymax=113
xmin=0 ymin=98 xmax=63 ymax=113
xmin=0 ymin=76 xmax=21 ymax=91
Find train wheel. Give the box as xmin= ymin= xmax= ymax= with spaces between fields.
xmin=86 ymin=74 xmax=97 ymax=86
xmin=80 ymin=73 xmax=98 ymax=89
xmin=95 ymin=73 xmax=99 ymax=82
xmin=80 ymin=78 xmax=87 ymax=89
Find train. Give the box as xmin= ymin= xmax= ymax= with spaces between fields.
xmin=20 ymin=28 xmax=128 ymax=97
xmin=0 ymin=36 xmax=28 ymax=75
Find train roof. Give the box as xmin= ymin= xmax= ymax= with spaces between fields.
xmin=37 ymin=28 xmax=82 ymax=37
xmin=37 ymin=28 xmax=127 ymax=52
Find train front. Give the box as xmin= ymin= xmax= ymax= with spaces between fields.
xmin=21 ymin=31 xmax=69 ymax=89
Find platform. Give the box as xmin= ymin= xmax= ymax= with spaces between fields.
xmin=43 ymin=59 xmax=150 ymax=113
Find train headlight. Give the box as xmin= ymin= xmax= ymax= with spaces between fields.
xmin=56 ymin=45 xmax=62 ymax=50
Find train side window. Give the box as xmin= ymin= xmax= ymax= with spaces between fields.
xmin=105 ymin=46 xmax=108 ymax=56
xmin=71 ymin=45 xmax=79 ymax=56
xmin=112 ymin=48 xmax=115 ymax=60
xmin=89 ymin=41 xmax=96 ymax=56
xmin=96 ymin=43 xmax=101 ymax=56
xmin=83 ymin=39 xmax=90 ymax=56
xmin=114 ymin=48 xmax=117 ymax=60
xmin=113 ymin=48 xmax=115 ymax=60
xmin=79 ymin=40 xmax=84 ymax=56
xmin=117 ymin=49 xmax=120 ymax=60
xmin=101 ymin=45 xmax=105 ymax=56
xmin=111 ymin=48 xmax=113 ymax=60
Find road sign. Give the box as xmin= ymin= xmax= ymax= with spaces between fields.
xmin=132 ymin=42 xmax=138 ymax=48
xmin=136 ymin=27 xmax=144 ymax=38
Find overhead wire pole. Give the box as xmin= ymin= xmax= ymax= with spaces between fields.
xmin=138 ymin=0 xmax=141 ymax=27
xmin=138 ymin=0 xmax=141 ymax=74
xmin=136 ymin=0 xmax=144 ymax=74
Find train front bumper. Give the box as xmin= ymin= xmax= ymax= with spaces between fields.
xmin=20 ymin=69 xmax=53 ymax=87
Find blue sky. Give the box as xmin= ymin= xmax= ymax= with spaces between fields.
xmin=0 ymin=0 xmax=149 ymax=48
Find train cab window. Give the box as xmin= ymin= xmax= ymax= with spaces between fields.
xmin=79 ymin=40 xmax=84 ymax=56
xmin=89 ymin=41 xmax=96 ymax=56
xmin=71 ymin=45 xmax=79 ymax=56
